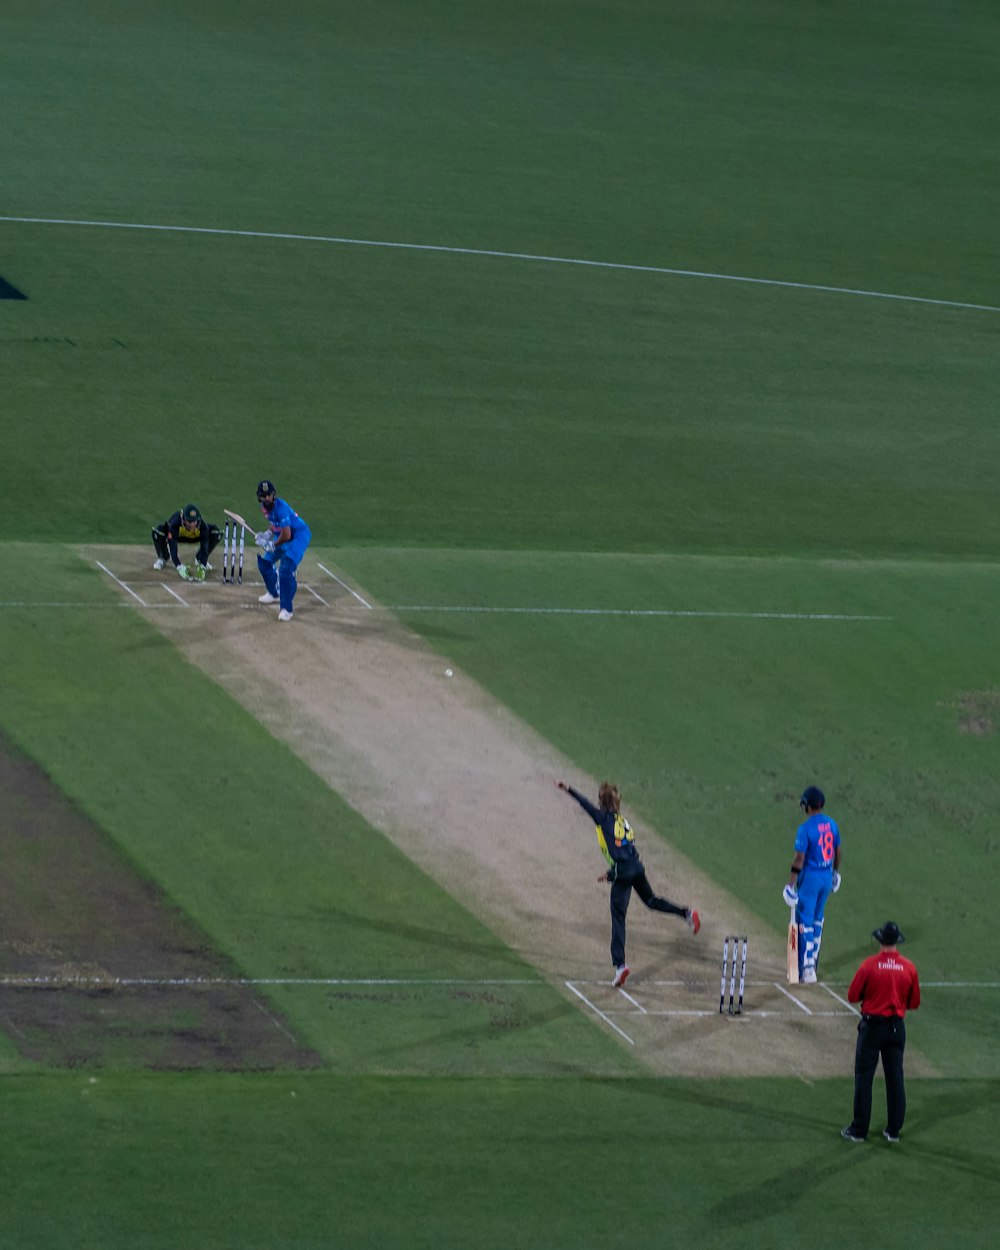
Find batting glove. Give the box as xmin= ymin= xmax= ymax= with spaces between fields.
xmin=831 ymin=870 xmax=841 ymax=893
xmin=782 ymin=884 xmax=799 ymax=907
xmin=255 ymin=531 xmax=275 ymax=552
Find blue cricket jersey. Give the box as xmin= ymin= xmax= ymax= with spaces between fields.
xmin=794 ymin=812 xmax=840 ymax=872
xmin=263 ymin=497 xmax=311 ymax=544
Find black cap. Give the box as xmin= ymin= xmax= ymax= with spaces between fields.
xmin=257 ymin=480 xmax=276 ymax=500
xmin=873 ymin=921 xmax=905 ymax=946
xmin=182 ymin=503 xmax=201 ymax=524
xmin=800 ymin=785 xmax=825 ymax=811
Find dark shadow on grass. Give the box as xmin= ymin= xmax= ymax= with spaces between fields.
xmin=304 ymin=903 xmax=531 ymax=967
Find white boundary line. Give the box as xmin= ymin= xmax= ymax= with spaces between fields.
xmin=94 ymin=560 xmax=147 ymax=606
xmin=0 ymin=975 xmax=546 ymax=988
xmin=316 ymin=563 xmax=373 ymax=609
xmin=391 ymin=605 xmax=891 ymax=621
xmin=563 ymin=980 xmax=635 ymax=1045
xmin=3 ymin=215 xmax=998 ymax=314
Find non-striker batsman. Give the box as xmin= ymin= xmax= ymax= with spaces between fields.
xmin=782 ymin=785 xmax=841 ymax=982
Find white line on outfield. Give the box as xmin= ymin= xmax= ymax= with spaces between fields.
xmin=564 ymin=980 xmax=635 ymax=1045
xmin=0 ymin=599 xmax=892 ymax=621
xmin=391 ymin=605 xmax=891 ymax=621
xmin=316 ymin=563 xmax=373 ymax=608
xmin=2 ymin=215 xmax=998 ymax=314
xmin=0 ymin=975 xmax=546 ymax=987
xmin=94 ymin=561 xmax=148 ymax=606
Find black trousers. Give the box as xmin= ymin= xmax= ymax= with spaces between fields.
xmin=609 ymin=865 xmax=686 ymax=967
xmin=851 ymin=1015 xmax=907 ymax=1137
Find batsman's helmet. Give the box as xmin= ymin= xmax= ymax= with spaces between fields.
xmin=800 ymin=785 xmax=825 ymax=811
xmin=257 ymin=480 xmax=277 ymax=500
xmin=182 ymin=503 xmax=201 ymax=525
xmin=873 ymin=920 xmax=905 ymax=946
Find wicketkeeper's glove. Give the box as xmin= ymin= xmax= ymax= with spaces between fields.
xmin=831 ymin=870 xmax=841 ymax=893
xmin=782 ymin=884 xmax=799 ymax=907
xmin=255 ymin=531 xmax=276 ymax=553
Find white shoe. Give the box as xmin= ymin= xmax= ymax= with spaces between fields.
xmin=259 ymin=592 xmax=279 ymax=605
xmin=802 ymin=967 xmax=817 ymax=984
xmin=612 ymin=964 xmax=630 ymax=989
xmin=203 ymin=561 xmax=213 ymax=571
xmin=153 ymin=558 xmax=165 ymax=570
xmin=278 ymin=609 xmax=293 ymax=622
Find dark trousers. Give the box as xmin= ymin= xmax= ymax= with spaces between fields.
xmin=851 ymin=1015 xmax=907 ymax=1137
xmin=609 ymin=865 xmax=686 ymax=967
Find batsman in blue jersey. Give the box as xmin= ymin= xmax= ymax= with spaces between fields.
xmin=783 ymin=786 xmax=841 ymax=983
xmin=254 ymin=479 xmax=312 ymax=622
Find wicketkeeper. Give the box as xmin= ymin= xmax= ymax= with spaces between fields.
xmin=151 ymin=504 xmax=221 ymax=580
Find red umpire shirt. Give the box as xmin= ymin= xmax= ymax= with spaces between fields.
xmin=848 ymin=948 xmax=921 ymax=1017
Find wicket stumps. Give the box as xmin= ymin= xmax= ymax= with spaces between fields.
xmin=720 ymin=934 xmax=748 ymax=1015
xmin=222 ymin=519 xmax=246 ymax=585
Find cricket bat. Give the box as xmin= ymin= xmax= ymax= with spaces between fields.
xmin=223 ymin=508 xmax=258 ymax=533
xmin=787 ymin=903 xmax=799 ymax=983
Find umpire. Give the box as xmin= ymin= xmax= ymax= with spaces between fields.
xmin=842 ymin=921 xmax=921 ymax=1144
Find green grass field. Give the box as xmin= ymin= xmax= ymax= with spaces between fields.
xmin=2 ymin=1 xmax=999 ymax=1245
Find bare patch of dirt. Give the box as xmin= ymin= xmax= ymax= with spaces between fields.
xmin=954 ymin=690 xmax=1000 ymax=736
xmin=0 ymin=732 xmax=320 ymax=1070
xmin=89 ymin=545 xmax=936 ymax=1077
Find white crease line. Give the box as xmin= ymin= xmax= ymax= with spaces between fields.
xmin=2 ymin=215 xmax=997 ymax=314
xmin=618 ymin=988 xmax=646 ymax=1013
xmin=316 ymin=562 xmax=373 ymax=608
xmin=564 ymin=981 xmax=634 ymax=1045
xmin=161 ymin=583 xmax=189 ymax=606
xmin=391 ymin=605 xmax=891 ymax=621
xmin=251 ymin=997 xmax=298 ymax=1043
xmin=611 ymin=1008 xmax=852 ymax=1018
xmin=820 ymin=983 xmax=860 ymax=1016
xmin=303 ymin=584 xmax=330 ymax=605
xmin=773 ymin=982 xmax=813 ymax=1014
xmin=94 ymin=560 xmax=148 ymax=606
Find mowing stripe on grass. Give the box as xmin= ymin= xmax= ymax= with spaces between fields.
xmin=3 ymin=214 xmax=999 ymax=314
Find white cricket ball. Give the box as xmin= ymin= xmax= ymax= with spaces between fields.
xmin=445 ymin=668 xmax=454 ymax=677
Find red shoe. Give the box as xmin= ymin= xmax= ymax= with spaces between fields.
xmin=687 ymin=908 xmax=701 ymax=935
xmin=612 ymin=964 xmax=630 ymax=989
